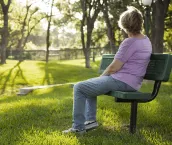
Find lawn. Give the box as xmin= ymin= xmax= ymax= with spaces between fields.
xmin=0 ymin=59 xmax=172 ymax=145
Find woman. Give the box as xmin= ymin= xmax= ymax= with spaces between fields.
xmin=63 ymin=6 xmax=152 ymax=134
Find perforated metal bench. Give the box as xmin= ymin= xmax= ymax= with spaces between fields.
xmin=99 ymin=53 xmax=172 ymax=134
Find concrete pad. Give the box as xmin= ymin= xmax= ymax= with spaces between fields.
xmin=17 ymin=82 xmax=75 ymax=96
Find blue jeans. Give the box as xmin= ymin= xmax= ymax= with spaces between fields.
xmin=72 ymin=76 xmax=136 ymax=130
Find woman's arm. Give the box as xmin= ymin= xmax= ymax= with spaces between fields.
xmin=100 ymin=59 xmax=124 ymax=76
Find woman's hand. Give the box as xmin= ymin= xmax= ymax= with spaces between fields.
xmin=101 ymin=59 xmax=124 ymax=76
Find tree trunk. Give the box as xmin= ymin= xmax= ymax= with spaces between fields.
xmin=17 ymin=6 xmax=30 ymax=50
xmin=16 ymin=4 xmax=31 ymax=60
xmin=151 ymin=0 xmax=170 ymax=53
xmin=102 ymin=1 xmax=116 ymax=54
xmin=80 ymin=17 xmax=90 ymax=68
xmin=80 ymin=0 xmax=101 ymax=68
xmin=1 ymin=13 xmax=8 ymax=64
xmin=0 ymin=0 xmax=11 ymax=64
xmin=85 ymin=28 xmax=92 ymax=68
xmin=46 ymin=19 xmax=50 ymax=63
xmin=46 ymin=0 xmax=54 ymax=63
xmin=85 ymin=52 xmax=90 ymax=68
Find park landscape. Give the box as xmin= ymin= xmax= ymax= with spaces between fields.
xmin=0 ymin=59 xmax=172 ymax=144
xmin=0 ymin=0 xmax=172 ymax=145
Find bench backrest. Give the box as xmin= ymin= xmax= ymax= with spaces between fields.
xmin=99 ymin=54 xmax=172 ymax=82
xmin=99 ymin=54 xmax=115 ymax=74
xmin=144 ymin=54 xmax=172 ymax=81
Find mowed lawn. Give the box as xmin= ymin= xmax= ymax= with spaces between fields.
xmin=0 ymin=59 xmax=172 ymax=145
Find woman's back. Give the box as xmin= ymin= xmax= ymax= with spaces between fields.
xmin=111 ymin=36 xmax=152 ymax=90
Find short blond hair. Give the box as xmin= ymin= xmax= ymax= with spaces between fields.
xmin=118 ymin=6 xmax=143 ymax=34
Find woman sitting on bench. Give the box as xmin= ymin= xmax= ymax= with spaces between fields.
xmin=63 ymin=6 xmax=152 ymax=134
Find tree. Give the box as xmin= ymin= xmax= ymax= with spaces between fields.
xmin=80 ymin=0 xmax=102 ymax=68
xmin=45 ymin=0 xmax=54 ymax=63
xmin=101 ymin=0 xmax=133 ymax=53
xmin=102 ymin=0 xmax=116 ymax=54
xmin=5 ymin=0 xmax=46 ymax=60
xmin=151 ymin=0 xmax=170 ymax=53
xmin=164 ymin=3 xmax=172 ymax=52
xmin=15 ymin=0 xmax=45 ymax=60
xmin=0 ymin=0 xmax=12 ymax=64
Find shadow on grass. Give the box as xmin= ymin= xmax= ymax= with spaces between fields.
xmin=126 ymin=80 xmax=172 ymax=143
xmin=137 ymin=82 xmax=172 ymax=143
xmin=36 ymin=61 xmax=99 ymax=86
xmin=0 ymin=86 xmax=73 ymax=144
xmin=0 ymin=83 xmax=172 ymax=144
xmin=77 ymin=127 xmax=153 ymax=145
xmin=95 ymin=76 xmax=172 ymax=144
xmin=0 ymin=58 xmax=171 ymax=144
xmin=0 ymin=61 xmax=28 ymax=94
xmin=0 ymin=99 xmax=73 ymax=144
xmin=0 ymin=60 xmax=98 ymax=95
xmin=0 ymin=94 xmax=153 ymax=144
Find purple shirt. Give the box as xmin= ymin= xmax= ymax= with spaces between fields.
xmin=111 ymin=36 xmax=152 ymax=90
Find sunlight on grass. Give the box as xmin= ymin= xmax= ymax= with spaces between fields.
xmin=163 ymin=82 xmax=172 ymax=86
xmin=0 ymin=59 xmax=99 ymax=96
xmin=0 ymin=59 xmax=171 ymax=144
xmin=98 ymin=108 xmax=121 ymax=131
xmin=140 ymin=100 xmax=159 ymax=116
xmin=141 ymin=129 xmax=170 ymax=145
xmin=58 ymin=59 xmax=86 ymax=66
xmin=33 ymin=87 xmax=55 ymax=95
xmin=58 ymin=57 xmax=101 ymax=67
xmin=18 ymin=129 xmax=80 ymax=145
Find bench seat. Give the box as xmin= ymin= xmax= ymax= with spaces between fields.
xmin=107 ymin=91 xmax=151 ymax=100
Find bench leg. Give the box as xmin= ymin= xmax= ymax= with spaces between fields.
xmin=130 ymin=101 xmax=138 ymax=134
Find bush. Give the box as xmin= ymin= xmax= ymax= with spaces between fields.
xmin=24 ymin=52 xmax=32 ymax=59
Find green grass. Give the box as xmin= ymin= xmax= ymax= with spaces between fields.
xmin=0 ymin=59 xmax=99 ymax=96
xmin=0 ymin=59 xmax=172 ymax=145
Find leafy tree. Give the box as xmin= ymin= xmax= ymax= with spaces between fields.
xmin=54 ymin=0 xmax=81 ymax=48
xmin=16 ymin=1 xmax=45 ymax=59
xmin=164 ymin=3 xmax=172 ymax=52
xmin=45 ymin=0 xmax=55 ymax=63
xmin=105 ymin=0 xmax=171 ymax=53
xmin=7 ymin=0 xmax=46 ymax=60
xmin=100 ymin=0 xmax=134 ymax=53
xmin=102 ymin=0 xmax=116 ymax=54
xmin=80 ymin=0 xmax=103 ymax=68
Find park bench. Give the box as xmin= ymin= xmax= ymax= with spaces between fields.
xmin=99 ymin=53 xmax=172 ymax=134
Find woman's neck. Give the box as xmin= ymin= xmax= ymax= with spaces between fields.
xmin=128 ymin=33 xmax=144 ymax=39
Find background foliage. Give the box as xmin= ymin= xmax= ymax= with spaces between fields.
xmin=0 ymin=0 xmax=172 ymax=66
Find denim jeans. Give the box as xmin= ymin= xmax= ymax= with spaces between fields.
xmin=72 ymin=76 xmax=136 ymax=130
